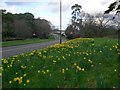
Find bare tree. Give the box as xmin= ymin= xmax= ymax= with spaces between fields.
xmin=104 ymin=0 xmax=120 ymax=14
xmin=104 ymin=0 xmax=120 ymax=29
xmin=95 ymin=13 xmax=114 ymax=28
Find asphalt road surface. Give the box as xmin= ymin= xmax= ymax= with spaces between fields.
xmin=1 ymin=34 xmax=66 ymax=58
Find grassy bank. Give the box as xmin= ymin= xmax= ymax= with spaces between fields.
xmin=1 ymin=38 xmax=119 ymax=88
xmin=2 ymin=37 xmax=54 ymax=47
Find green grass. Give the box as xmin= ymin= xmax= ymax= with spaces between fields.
xmin=0 ymin=42 xmax=1 ymax=45
xmin=1 ymin=38 xmax=119 ymax=88
xmin=2 ymin=37 xmax=54 ymax=47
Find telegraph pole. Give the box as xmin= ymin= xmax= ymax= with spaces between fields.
xmin=60 ymin=0 xmax=62 ymax=44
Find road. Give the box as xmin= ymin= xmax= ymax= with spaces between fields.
xmin=1 ymin=34 xmax=67 ymax=58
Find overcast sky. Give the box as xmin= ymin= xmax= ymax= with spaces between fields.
xmin=0 ymin=0 xmax=114 ymax=30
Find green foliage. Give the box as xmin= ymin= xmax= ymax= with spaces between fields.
xmin=34 ymin=19 xmax=51 ymax=39
xmin=2 ymin=11 xmax=15 ymax=37
xmin=2 ymin=10 xmax=52 ymax=40
xmin=2 ymin=38 xmax=119 ymax=88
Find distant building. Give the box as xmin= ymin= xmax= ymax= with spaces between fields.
xmin=51 ymin=29 xmax=66 ymax=37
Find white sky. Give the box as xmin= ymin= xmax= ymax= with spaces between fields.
xmin=0 ymin=0 xmax=115 ymax=30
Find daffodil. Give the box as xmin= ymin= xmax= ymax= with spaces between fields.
xmin=58 ymin=58 xmax=60 ymax=61
xmin=114 ymin=69 xmax=117 ymax=72
xmin=46 ymin=70 xmax=49 ymax=72
xmin=88 ymin=59 xmax=92 ymax=63
xmin=84 ymin=57 xmax=86 ymax=60
xmin=0 ymin=73 xmax=2 ymax=77
xmin=26 ymin=80 xmax=30 ymax=83
xmin=94 ymin=50 xmax=96 ymax=53
xmin=24 ymin=84 xmax=26 ymax=86
xmin=21 ymin=65 xmax=27 ymax=69
xmin=0 ymin=67 xmax=2 ymax=70
xmin=42 ymin=70 xmax=46 ymax=74
xmin=53 ymin=60 xmax=56 ymax=63
xmin=110 ymin=48 xmax=112 ymax=51
xmin=66 ymin=68 xmax=68 ymax=71
xmin=62 ymin=69 xmax=65 ymax=73
xmin=86 ymin=53 xmax=89 ymax=56
xmin=92 ymin=44 xmax=94 ymax=46
xmin=91 ymin=65 xmax=94 ymax=67
xmin=10 ymin=64 xmax=12 ymax=67
xmin=100 ymin=51 xmax=102 ymax=53
xmin=76 ymin=66 xmax=81 ymax=71
xmin=3 ymin=59 xmax=8 ymax=64
xmin=81 ymin=68 xmax=85 ymax=71
xmin=9 ymin=81 xmax=12 ymax=84
xmin=13 ymin=77 xmax=17 ymax=81
xmin=43 ymin=55 xmax=46 ymax=59
xmin=62 ymin=56 xmax=66 ymax=60
xmin=23 ymin=74 xmax=27 ymax=77
xmin=74 ymin=63 xmax=77 ymax=66
xmin=38 ymin=70 xmax=40 ymax=73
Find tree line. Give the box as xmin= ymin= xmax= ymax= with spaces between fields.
xmin=2 ymin=10 xmax=52 ymax=41
xmin=65 ymin=1 xmax=120 ymax=39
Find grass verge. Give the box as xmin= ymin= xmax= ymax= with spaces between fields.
xmin=1 ymin=38 xmax=119 ymax=88
xmin=2 ymin=36 xmax=54 ymax=47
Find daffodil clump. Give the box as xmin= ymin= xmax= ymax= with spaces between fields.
xmin=1 ymin=38 xmax=119 ymax=88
